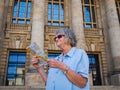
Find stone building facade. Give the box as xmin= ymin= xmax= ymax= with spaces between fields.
xmin=0 ymin=0 xmax=120 ymax=90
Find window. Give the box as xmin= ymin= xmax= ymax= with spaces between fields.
xmin=48 ymin=53 xmax=60 ymax=59
xmin=82 ymin=0 xmax=97 ymax=28
xmin=88 ymin=54 xmax=101 ymax=85
xmin=48 ymin=0 xmax=64 ymax=26
xmin=12 ymin=0 xmax=32 ymax=24
xmin=6 ymin=52 xmax=26 ymax=86
xmin=116 ymin=0 xmax=120 ymax=23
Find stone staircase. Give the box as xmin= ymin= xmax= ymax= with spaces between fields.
xmin=0 ymin=86 xmax=120 ymax=90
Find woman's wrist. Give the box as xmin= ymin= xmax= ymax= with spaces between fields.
xmin=63 ymin=66 xmax=69 ymax=74
xmin=36 ymin=64 xmax=43 ymax=69
xmin=61 ymin=64 xmax=69 ymax=74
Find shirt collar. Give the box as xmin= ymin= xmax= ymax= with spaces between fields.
xmin=66 ymin=47 xmax=76 ymax=57
xmin=57 ymin=47 xmax=76 ymax=59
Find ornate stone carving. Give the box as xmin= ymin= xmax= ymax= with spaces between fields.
xmin=9 ymin=34 xmax=27 ymax=49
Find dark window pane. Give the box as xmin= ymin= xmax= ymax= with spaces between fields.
xmin=48 ymin=3 xmax=52 ymax=20
xmin=53 ymin=0 xmax=59 ymax=1
xmin=48 ymin=21 xmax=51 ymax=25
xmin=9 ymin=56 xmax=17 ymax=63
xmin=53 ymin=22 xmax=59 ymax=26
xmin=84 ymin=6 xmax=91 ymax=22
xmin=19 ymin=7 xmax=26 ymax=12
xmin=53 ymin=4 xmax=59 ymax=20
xmin=48 ymin=15 xmax=51 ymax=20
xmin=27 ymin=13 xmax=30 ymax=18
xmin=27 ymin=7 xmax=31 ymax=12
xmin=18 ymin=12 xmax=25 ymax=18
xmin=61 ymin=22 xmax=64 ymax=26
xmin=18 ymin=20 xmax=25 ymax=24
xmin=12 ymin=20 xmax=17 ymax=23
xmin=13 ymin=12 xmax=17 ymax=17
xmin=48 ymin=53 xmax=60 ymax=59
xmin=13 ymin=1 xmax=18 ymax=17
xmin=26 ymin=20 xmax=30 ymax=24
xmin=92 ymin=7 xmax=96 ymax=22
xmin=93 ymin=24 xmax=96 ymax=28
xmin=60 ymin=4 xmax=64 ymax=20
xmin=27 ymin=2 xmax=31 ymax=18
xmin=85 ymin=24 xmax=92 ymax=28
xmin=8 ymin=64 xmax=17 ymax=74
xmin=53 ymin=15 xmax=59 ymax=20
xmin=91 ymin=0 xmax=94 ymax=4
xmin=84 ymin=0 xmax=89 ymax=4
xmin=28 ymin=1 xmax=31 ymax=7
xmin=20 ymin=1 xmax=26 ymax=7
xmin=13 ymin=1 xmax=18 ymax=11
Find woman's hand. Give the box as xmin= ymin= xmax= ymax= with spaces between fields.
xmin=47 ymin=59 xmax=66 ymax=71
xmin=31 ymin=56 xmax=40 ymax=69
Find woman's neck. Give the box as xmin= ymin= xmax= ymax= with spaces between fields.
xmin=62 ymin=45 xmax=72 ymax=55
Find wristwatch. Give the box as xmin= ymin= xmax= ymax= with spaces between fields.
xmin=63 ymin=66 xmax=69 ymax=74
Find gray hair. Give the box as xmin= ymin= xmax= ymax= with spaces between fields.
xmin=55 ymin=28 xmax=77 ymax=47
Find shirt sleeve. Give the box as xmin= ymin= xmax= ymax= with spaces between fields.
xmin=76 ymin=50 xmax=89 ymax=79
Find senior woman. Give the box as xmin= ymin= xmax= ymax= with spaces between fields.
xmin=32 ymin=28 xmax=89 ymax=90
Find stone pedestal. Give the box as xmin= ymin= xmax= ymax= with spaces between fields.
xmin=26 ymin=73 xmax=45 ymax=87
xmin=111 ymin=74 xmax=120 ymax=85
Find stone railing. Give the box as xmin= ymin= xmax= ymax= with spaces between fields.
xmin=84 ymin=28 xmax=103 ymax=37
xmin=6 ymin=23 xmax=32 ymax=31
xmin=44 ymin=25 xmax=69 ymax=33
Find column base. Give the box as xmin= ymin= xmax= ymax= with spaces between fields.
xmin=110 ymin=74 xmax=120 ymax=85
xmin=26 ymin=73 xmax=45 ymax=87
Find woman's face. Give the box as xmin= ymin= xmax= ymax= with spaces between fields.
xmin=54 ymin=33 xmax=66 ymax=48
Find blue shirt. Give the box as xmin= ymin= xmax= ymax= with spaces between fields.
xmin=46 ymin=47 xmax=89 ymax=90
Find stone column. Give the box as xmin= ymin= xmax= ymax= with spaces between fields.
xmin=0 ymin=0 xmax=4 ymax=51
xmin=71 ymin=0 xmax=86 ymax=50
xmin=26 ymin=0 xmax=45 ymax=87
xmin=0 ymin=0 xmax=4 ymax=86
xmin=31 ymin=0 xmax=45 ymax=49
xmin=104 ymin=0 xmax=120 ymax=85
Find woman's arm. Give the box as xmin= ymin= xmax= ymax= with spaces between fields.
xmin=61 ymin=65 xmax=87 ymax=88
xmin=48 ymin=59 xmax=88 ymax=88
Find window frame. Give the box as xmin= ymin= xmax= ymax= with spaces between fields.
xmin=47 ymin=0 xmax=65 ymax=26
xmin=87 ymin=53 xmax=102 ymax=85
xmin=116 ymin=0 xmax=120 ymax=24
xmin=6 ymin=51 xmax=26 ymax=86
xmin=11 ymin=0 xmax=32 ymax=25
xmin=82 ymin=0 xmax=98 ymax=28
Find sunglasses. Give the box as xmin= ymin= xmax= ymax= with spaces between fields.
xmin=54 ymin=34 xmax=65 ymax=41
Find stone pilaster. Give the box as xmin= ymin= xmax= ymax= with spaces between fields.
xmin=26 ymin=0 xmax=45 ymax=87
xmin=71 ymin=0 xmax=86 ymax=50
xmin=104 ymin=0 xmax=120 ymax=85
